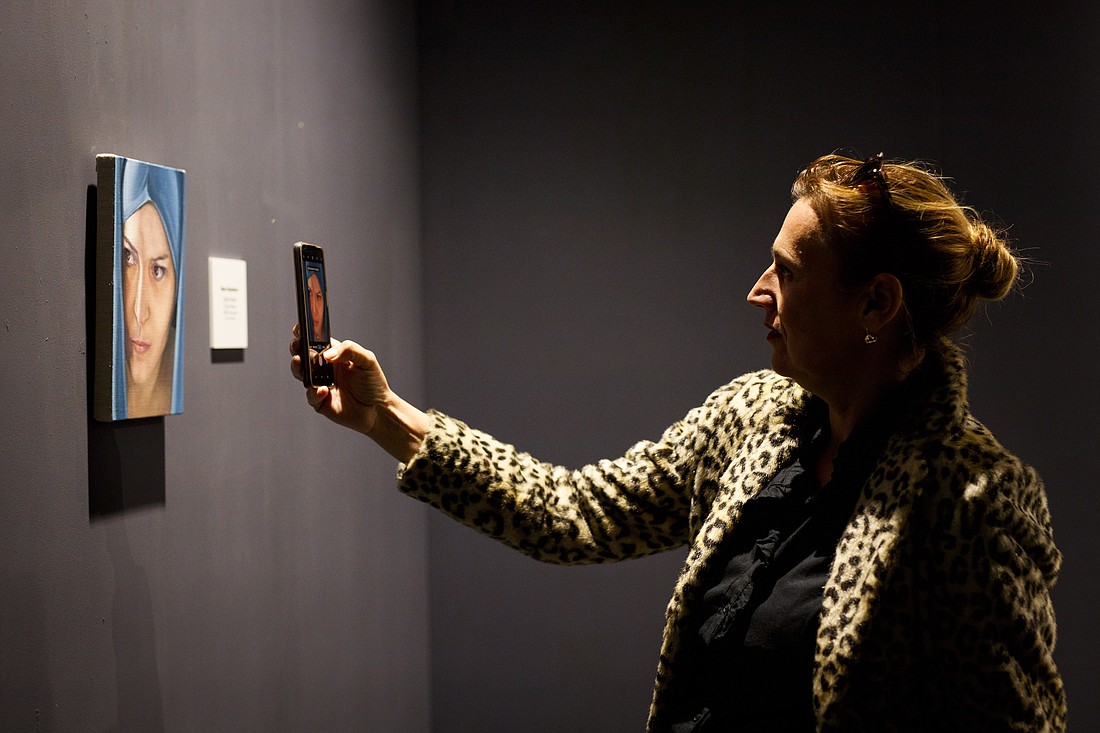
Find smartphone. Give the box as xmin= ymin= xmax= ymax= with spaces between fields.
xmin=293 ymin=242 xmax=334 ymax=387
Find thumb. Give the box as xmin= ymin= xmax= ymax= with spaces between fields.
xmin=322 ymin=339 xmax=376 ymax=368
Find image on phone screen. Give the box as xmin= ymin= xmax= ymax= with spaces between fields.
xmin=304 ymin=262 xmax=329 ymax=346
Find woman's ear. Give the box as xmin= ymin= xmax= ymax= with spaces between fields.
xmin=861 ymin=273 xmax=904 ymax=331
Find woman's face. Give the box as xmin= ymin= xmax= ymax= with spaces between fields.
xmin=307 ymin=273 xmax=325 ymax=339
xmin=122 ymin=202 xmax=176 ymax=389
xmin=746 ymin=198 xmax=865 ymax=395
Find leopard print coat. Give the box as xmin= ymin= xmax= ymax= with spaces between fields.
xmin=397 ymin=347 xmax=1064 ymax=732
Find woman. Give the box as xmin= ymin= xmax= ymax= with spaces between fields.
xmin=290 ymin=153 xmax=1064 ymax=731
xmin=115 ymin=159 xmax=186 ymax=419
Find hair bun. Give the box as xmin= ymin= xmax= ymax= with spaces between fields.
xmin=794 ymin=154 xmax=1026 ymax=351
xmin=967 ymin=222 xmax=1018 ymax=302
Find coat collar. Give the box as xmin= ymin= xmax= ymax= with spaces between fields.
xmin=812 ymin=345 xmax=970 ymax=724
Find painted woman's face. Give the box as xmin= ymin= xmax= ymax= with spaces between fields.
xmin=122 ymin=201 xmax=177 ymax=389
xmin=307 ymin=273 xmax=325 ymax=340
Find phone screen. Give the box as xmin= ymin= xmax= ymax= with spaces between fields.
xmin=294 ymin=242 xmax=334 ymax=387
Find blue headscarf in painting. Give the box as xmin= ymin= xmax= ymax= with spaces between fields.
xmin=111 ymin=157 xmax=187 ymax=419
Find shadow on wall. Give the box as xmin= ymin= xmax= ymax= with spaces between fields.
xmin=85 ymin=185 xmax=166 ymax=519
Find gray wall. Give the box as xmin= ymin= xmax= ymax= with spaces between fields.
xmin=1 ymin=1 xmax=429 ymax=731
xmin=419 ymin=2 xmax=1100 ymax=732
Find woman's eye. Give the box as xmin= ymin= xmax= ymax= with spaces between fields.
xmin=123 ymin=247 xmax=136 ymax=266
xmin=153 ymin=264 xmax=166 ymax=281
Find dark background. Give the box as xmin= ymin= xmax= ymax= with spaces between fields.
xmin=2 ymin=1 xmax=1096 ymax=731
xmin=419 ymin=2 xmax=1098 ymax=731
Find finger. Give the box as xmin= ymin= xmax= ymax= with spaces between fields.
xmin=290 ymin=354 xmax=303 ymax=381
xmin=289 ymin=324 xmax=302 ymax=355
xmin=305 ymin=385 xmax=330 ymax=412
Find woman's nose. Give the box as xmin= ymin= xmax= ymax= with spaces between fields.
xmin=746 ymin=268 xmax=773 ymax=308
xmin=132 ymin=270 xmax=147 ymax=324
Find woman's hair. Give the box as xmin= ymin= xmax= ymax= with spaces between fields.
xmin=792 ymin=153 xmax=1020 ymax=355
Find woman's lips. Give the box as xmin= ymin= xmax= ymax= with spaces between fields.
xmin=130 ymin=337 xmax=151 ymax=354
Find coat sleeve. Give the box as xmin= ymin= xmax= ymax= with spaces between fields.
xmin=394 ymin=382 xmax=746 ymax=565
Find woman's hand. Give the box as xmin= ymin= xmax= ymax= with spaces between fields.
xmin=290 ymin=326 xmax=429 ymax=462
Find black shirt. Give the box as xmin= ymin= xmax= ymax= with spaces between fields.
xmin=667 ymin=400 xmax=894 ymax=733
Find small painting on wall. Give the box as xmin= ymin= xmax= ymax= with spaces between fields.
xmin=94 ymin=154 xmax=186 ymax=421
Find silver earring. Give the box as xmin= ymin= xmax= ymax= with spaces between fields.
xmin=864 ymin=332 xmax=878 ymax=345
